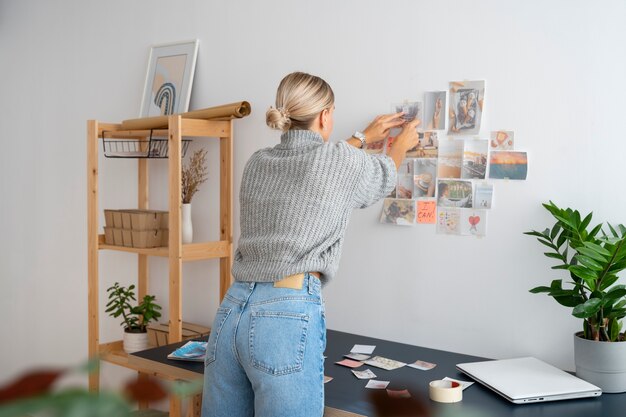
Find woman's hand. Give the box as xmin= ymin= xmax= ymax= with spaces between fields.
xmin=363 ymin=112 xmax=406 ymax=143
xmin=388 ymin=118 xmax=421 ymax=169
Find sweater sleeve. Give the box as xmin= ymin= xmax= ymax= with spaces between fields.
xmin=352 ymin=152 xmax=398 ymax=209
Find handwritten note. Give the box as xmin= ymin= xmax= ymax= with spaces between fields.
xmin=417 ymin=200 xmax=436 ymax=224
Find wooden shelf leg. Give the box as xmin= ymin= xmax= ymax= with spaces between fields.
xmin=168 ymin=115 xmax=183 ymax=343
xmin=219 ymin=121 xmax=234 ymax=301
xmin=87 ymin=119 xmax=100 ymax=391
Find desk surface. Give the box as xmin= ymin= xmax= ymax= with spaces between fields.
xmin=132 ymin=329 xmax=624 ymax=417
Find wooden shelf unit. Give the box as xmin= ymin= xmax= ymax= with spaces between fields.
xmin=87 ymin=115 xmax=235 ymax=416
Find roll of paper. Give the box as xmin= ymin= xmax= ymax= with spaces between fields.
xmin=120 ymin=101 xmax=251 ymax=130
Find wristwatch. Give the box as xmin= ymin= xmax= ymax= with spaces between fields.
xmin=352 ymin=131 xmax=366 ymax=149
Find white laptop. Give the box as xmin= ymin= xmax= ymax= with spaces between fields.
xmin=456 ymin=357 xmax=602 ymax=404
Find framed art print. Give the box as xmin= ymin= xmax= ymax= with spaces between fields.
xmin=140 ymin=39 xmax=199 ymax=117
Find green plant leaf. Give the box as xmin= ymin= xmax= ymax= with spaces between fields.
xmin=599 ymin=274 xmax=620 ymax=291
xmin=589 ymin=223 xmax=603 ymax=239
xmin=575 ymin=255 xmax=604 ymax=271
xmin=550 ymin=223 xmax=561 ymax=240
xmin=608 ymin=223 xmax=618 ymax=238
xmin=551 ymin=264 xmax=570 ymax=270
xmin=576 ymin=246 xmax=608 ymax=263
xmin=529 ymin=286 xmax=552 ymax=294
xmin=572 ymin=298 xmax=602 ymax=318
xmin=582 ymin=241 xmax=612 ymax=257
xmin=580 ymin=212 xmax=593 ymax=232
xmin=568 ymin=265 xmax=598 ymax=284
xmin=543 ymin=252 xmax=563 ymax=260
xmin=554 ymin=214 xmax=575 ymax=229
xmin=524 ymin=230 xmax=546 ymax=238
xmin=554 ymin=295 xmax=585 ymax=308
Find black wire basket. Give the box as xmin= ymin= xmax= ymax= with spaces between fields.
xmin=102 ymin=130 xmax=191 ymax=158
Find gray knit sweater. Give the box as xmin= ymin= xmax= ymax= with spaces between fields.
xmin=232 ymin=129 xmax=397 ymax=285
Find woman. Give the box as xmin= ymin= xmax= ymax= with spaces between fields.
xmin=202 ymin=72 xmax=419 ymax=417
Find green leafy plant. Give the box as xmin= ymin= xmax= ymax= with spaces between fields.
xmin=525 ymin=201 xmax=626 ymax=342
xmin=105 ymin=282 xmax=162 ymax=333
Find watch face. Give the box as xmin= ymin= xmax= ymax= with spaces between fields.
xmin=354 ymin=131 xmax=365 ymax=140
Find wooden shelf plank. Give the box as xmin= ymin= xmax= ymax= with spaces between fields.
xmin=98 ymin=341 xmax=200 ymax=381
xmin=98 ymin=234 xmax=230 ymax=260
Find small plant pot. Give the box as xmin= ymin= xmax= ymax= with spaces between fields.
xmin=123 ymin=329 xmax=150 ymax=353
xmin=574 ymin=332 xmax=626 ymax=393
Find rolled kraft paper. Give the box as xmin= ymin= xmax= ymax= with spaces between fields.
xmin=429 ymin=380 xmax=463 ymax=403
xmin=120 ymin=101 xmax=251 ymax=130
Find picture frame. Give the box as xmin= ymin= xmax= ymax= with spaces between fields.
xmin=139 ymin=39 xmax=199 ymax=117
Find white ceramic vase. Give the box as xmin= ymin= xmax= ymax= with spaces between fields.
xmin=182 ymin=203 xmax=193 ymax=244
xmin=574 ymin=332 xmax=626 ymax=393
xmin=123 ymin=330 xmax=149 ymax=353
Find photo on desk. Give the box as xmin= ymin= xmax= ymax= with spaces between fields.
xmin=436 ymin=207 xmax=461 ymax=235
xmin=424 ymin=91 xmax=447 ymax=130
xmin=437 ymin=139 xmax=464 ymax=178
xmin=448 ymin=80 xmax=485 ymax=136
xmin=462 ymin=139 xmax=488 ymax=180
xmin=380 ymin=198 xmax=416 ymax=226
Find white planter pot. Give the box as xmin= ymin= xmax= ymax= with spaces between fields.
xmin=182 ymin=203 xmax=193 ymax=244
xmin=574 ymin=332 xmax=626 ymax=393
xmin=123 ymin=330 xmax=149 ymax=354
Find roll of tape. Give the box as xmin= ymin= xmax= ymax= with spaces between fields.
xmin=429 ymin=380 xmax=463 ymax=403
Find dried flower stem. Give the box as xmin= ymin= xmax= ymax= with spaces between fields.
xmin=181 ymin=148 xmax=208 ymax=204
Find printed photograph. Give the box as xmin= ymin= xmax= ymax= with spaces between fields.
xmin=392 ymin=101 xmax=423 ymax=123
xmin=437 ymin=179 xmax=473 ymax=208
xmin=488 ymin=151 xmax=528 ymax=180
xmin=490 ymin=130 xmax=514 ymax=150
xmin=413 ymin=158 xmax=437 ymax=198
xmin=424 ymin=91 xmax=447 ymax=130
xmin=462 ymin=140 xmax=488 ymax=179
xmin=364 ymin=139 xmax=386 ymax=155
xmin=448 ymin=80 xmax=485 ymax=135
xmin=437 ymin=139 xmax=464 ymax=178
xmin=437 ymin=207 xmax=461 ymax=235
xmin=407 ymin=131 xmax=439 ymax=158
xmin=461 ymin=209 xmax=487 ymax=236
xmin=474 ymin=184 xmax=493 ymax=209
xmin=380 ymin=198 xmax=416 ymax=226
xmin=395 ymin=158 xmax=413 ymax=198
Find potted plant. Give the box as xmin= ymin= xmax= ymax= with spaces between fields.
xmin=180 ymin=148 xmax=208 ymax=243
xmin=525 ymin=201 xmax=626 ymax=392
xmin=106 ymin=282 xmax=162 ymax=353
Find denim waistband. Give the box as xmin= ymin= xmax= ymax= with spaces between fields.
xmin=227 ymin=273 xmax=322 ymax=306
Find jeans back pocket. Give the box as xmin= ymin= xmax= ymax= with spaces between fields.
xmin=204 ymin=306 xmax=232 ymax=367
xmin=249 ymin=310 xmax=309 ymax=375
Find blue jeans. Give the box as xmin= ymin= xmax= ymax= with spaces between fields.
xmin=201 ymin=274 xmax=326 ymax=417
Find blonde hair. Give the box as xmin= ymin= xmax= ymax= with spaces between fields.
xmin=266 ymin=72 xmax=335 ymax=132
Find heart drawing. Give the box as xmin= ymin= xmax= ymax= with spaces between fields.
xmin=469 ymin=215 xmax=481 ymax=226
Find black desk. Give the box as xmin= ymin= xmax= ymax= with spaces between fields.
xmin=133 ymin=329 xmax=624 ymax=417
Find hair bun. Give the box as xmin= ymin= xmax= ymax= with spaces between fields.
xmin=266 ymin=107 xmax=291 ymax=131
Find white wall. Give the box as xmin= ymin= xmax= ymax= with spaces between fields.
xmin=1 ymin=0 xmax=626 ymax=387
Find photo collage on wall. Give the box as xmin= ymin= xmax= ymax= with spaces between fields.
xmin=372 ymin=80 xmax=528 ymax=237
